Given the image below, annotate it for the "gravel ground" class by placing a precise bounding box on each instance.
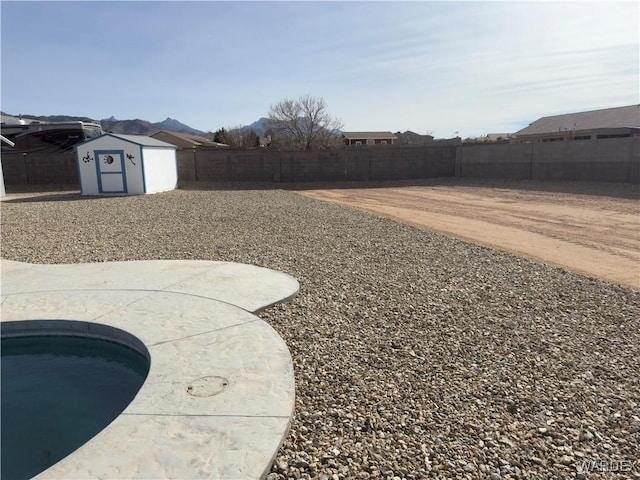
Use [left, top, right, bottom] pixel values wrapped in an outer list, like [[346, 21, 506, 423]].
[[2, 183, 639, 480]]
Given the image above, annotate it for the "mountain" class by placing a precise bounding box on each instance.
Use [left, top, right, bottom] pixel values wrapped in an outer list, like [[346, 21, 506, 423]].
[[153, 117, 206, 136], [6, 113, 99, 123], [101, 116, 207, 136], [244, 117, 270, 136], [100, 118, 158, 135], [1, 112, 207, 136]]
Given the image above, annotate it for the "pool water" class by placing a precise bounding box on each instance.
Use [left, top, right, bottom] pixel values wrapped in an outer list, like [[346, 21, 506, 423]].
[[1, 336, 150, 480]]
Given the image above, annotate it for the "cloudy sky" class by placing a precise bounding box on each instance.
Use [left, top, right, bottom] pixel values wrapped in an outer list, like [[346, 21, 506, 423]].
[[1, 1, 638, 138]]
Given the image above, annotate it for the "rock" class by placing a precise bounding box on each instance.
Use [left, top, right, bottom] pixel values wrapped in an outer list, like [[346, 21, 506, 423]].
[[559, 455, 574, 466], [3, 185, 638, 480], [579, 430, 594, 441], [464, 463, 477, 472], [275, 458, 288, 472]]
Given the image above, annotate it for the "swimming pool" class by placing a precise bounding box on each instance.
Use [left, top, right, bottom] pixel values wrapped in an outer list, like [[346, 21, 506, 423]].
[[1, 259, 298, 479], [1, 332, 150, 480]]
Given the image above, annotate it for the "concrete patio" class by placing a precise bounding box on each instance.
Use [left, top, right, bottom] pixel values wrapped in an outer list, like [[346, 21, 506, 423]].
[[1, 259, 299, 479]]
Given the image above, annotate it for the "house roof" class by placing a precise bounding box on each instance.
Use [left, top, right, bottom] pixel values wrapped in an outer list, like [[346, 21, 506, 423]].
[[394, 130, 434, 144], [514, 105, 640, 137], [150, 130, 227, 148], [342, 131, 398, 140]]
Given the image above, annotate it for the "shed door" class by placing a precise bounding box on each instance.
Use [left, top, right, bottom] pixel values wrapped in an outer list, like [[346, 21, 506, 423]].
[[94, 150, 127, 194]]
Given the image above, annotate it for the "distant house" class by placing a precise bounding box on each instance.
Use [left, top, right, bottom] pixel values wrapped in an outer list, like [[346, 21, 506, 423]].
[[149, 130, 227, 149], [511, 105, 640, 143], [484, 133, 511, 143], [463, 133, 512, 144], [258, 134, 272, 148], [394, 131, 434, 145], [342, 131, 397, 146]]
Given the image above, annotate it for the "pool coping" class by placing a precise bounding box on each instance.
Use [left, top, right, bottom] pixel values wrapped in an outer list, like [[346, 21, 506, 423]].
[[0, 259, 299, 480]]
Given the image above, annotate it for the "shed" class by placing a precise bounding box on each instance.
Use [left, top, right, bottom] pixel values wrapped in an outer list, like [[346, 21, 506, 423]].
[[75, 134, 177, 195]]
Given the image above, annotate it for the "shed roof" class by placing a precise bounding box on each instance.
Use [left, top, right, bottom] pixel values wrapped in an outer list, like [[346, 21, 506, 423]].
[[514, 105, 640, 136], [77, 133, 176, 149], [342, 131, 398, 140], [106, 133, 176, 148]]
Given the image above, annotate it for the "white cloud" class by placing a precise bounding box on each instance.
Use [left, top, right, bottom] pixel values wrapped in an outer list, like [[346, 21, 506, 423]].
[[1, 1, 637, 137]]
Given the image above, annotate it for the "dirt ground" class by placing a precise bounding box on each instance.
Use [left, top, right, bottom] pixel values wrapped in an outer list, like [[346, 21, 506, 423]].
[[293, 179, 640, 290]]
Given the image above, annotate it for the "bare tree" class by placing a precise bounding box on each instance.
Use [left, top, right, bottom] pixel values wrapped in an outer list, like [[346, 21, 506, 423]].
[[223, 125, 259, 149], [267, 94, 343, 150]]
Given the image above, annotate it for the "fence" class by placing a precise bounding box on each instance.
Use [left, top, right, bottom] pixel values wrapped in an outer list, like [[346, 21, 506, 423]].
[[2, 137, 638, 187], [455, 138, 639, 183], [2, 152, 78, 185], [177, 145, 456, 183]]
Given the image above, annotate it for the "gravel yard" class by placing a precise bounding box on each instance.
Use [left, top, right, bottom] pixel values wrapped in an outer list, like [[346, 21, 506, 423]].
[[1, 183, 639, 480]]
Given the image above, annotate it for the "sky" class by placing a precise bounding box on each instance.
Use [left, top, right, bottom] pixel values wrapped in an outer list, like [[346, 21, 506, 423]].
[[1, 1, 638, 139]]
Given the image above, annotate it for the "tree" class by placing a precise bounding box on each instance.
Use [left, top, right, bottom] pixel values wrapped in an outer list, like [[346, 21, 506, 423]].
[[267, 94, 343, 150], [223, 126, 259, 149], [213, 127, 228, 144]]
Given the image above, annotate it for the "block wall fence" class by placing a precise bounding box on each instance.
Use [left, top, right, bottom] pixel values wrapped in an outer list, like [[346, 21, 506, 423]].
[[2, 137, 638, 187]]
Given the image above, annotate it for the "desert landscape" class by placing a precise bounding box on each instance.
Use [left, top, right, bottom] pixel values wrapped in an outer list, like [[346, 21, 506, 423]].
[[296, 179, 639, 290], [1, 179, 638, 479]]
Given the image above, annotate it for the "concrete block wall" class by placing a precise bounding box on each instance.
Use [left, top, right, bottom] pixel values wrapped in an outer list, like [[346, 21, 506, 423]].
[[455, 144, 533, 180], [180, 146, 457, 183], [281, 149, 373, 182], [176, 150, 196, 182], [531, 138, 639, 183], [2, 152, 78, 185], [455, 137, 639, 184], [3, 138, 638, 187]]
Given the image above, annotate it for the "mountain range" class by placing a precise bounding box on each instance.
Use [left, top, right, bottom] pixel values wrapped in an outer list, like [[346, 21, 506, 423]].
[[2, 113, 330, 139], [101, 116, 209, 136], [243, 118, 269, 137], [3, 112, 209, 136]]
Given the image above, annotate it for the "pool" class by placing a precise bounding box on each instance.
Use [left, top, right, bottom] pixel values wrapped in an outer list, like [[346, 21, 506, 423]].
[[1, 259, 299, 479], [1, 331, 150, 480]]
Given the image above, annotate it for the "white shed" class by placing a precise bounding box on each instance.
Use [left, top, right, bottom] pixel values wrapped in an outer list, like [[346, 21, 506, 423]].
[[75, 134, 177, 195]]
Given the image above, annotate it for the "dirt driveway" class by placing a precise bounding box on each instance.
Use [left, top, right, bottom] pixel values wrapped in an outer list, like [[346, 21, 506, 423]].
[[294, 179, 639, 290]]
